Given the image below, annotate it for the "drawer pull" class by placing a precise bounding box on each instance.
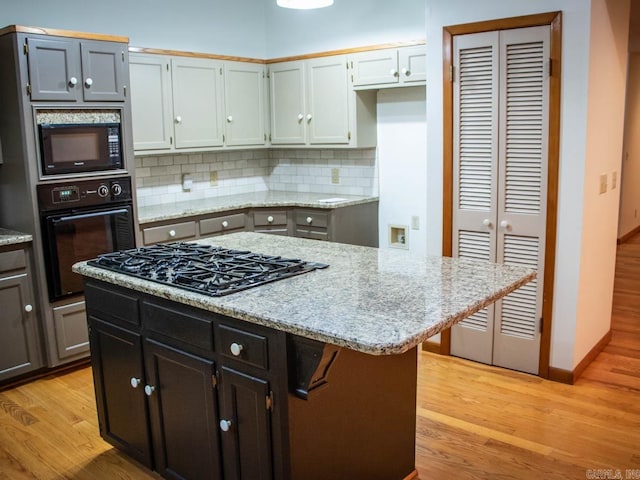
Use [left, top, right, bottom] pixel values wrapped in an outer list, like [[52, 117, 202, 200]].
[[230, 342, 244, 356], [221, 220, 229, 228], [219, 419, 232, 432], [130, 377, 141, 388], [306, 216, 313, 224], [144, 385, 155, 396], [168, 229, 176, 237], [267, 215, 274, 224]]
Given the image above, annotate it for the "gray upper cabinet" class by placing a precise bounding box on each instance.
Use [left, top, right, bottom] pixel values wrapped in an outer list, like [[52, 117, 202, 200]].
[[351, 45, 426, 89], [26, 36, 126, 102], [224, 61, 268, 146]]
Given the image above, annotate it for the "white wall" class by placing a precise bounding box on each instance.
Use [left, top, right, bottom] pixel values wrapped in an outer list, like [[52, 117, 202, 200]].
[[377, 87, 428, 256], [0, 0, 269, 57], [265, 0, 426, 58], [426, 0, 593, 371], [574, 0, 629, 367], [619, 54, 640, 238]]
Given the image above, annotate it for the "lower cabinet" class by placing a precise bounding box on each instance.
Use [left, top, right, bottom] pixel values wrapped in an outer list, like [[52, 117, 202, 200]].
[[0, 247, 42, 381]]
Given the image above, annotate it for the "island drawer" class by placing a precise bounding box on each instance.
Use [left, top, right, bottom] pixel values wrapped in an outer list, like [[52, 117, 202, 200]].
[[254, 211, 287, 227], [217, 324, 269, 369], [0, 249, 26, 274], [200, 213, 246, 236], [142, 300, 215, 355], [295, 210, 329, 228], [142, 221, 197, 245], [84, 281, 140, 328]]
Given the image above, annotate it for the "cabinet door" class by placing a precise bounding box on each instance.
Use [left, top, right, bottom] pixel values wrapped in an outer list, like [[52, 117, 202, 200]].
[[52, 300, 89, 360], [26, 37, 81, 101], [0, 273, 41, 381], [130, 53, 174, 151], [80, 40, 127, 101], [219, 366, 273, 480], [88, 319, 152, 467], [144, 339, 222, 480], [398, 45, 426, 84], [306, 56, 350, 145], [172, 57, 224, 149], [269, 61, 306, 145], [351, 49, 398, 87], [224, 62, 267, 146]]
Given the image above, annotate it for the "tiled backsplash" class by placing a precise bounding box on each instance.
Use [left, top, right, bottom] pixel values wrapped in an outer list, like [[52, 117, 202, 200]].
[[135, 148, 378, 207]]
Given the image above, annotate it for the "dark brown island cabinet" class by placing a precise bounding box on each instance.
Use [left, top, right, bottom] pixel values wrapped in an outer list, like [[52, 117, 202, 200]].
[[85, 279, 418, 480]]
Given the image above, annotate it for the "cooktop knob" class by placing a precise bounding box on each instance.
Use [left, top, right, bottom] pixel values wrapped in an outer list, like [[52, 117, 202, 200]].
[[112, 183, 123, 196], [97, 184, 109, 197]]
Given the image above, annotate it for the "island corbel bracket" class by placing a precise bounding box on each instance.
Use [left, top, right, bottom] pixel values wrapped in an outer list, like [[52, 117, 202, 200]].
[[288, 335, 340, 399]]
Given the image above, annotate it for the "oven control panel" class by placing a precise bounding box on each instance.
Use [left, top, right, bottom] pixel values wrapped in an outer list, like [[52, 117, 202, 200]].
[[37, 176, 133, 212]]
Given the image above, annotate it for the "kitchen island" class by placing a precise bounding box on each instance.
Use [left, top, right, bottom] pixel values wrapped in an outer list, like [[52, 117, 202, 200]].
[[73, 232, 535, 480]]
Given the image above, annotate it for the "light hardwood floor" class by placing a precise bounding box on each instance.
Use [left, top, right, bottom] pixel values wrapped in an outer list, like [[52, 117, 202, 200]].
[[1, 239, 639, 479]]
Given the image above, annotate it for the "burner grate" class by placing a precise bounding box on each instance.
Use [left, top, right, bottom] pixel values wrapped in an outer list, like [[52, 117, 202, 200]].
[[88, 242, 328, 296]]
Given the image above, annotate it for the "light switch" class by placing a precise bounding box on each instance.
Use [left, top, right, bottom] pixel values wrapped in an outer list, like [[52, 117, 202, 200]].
[[331, 168, 340, 184], [411, 216, 420, 230], [599, 174, 607, 194]]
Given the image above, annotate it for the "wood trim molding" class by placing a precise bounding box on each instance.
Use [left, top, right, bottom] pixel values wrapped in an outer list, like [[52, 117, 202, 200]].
[[402, 469, 419, 480], [266, 39, 425, 64], [421, 341, 441, 354], [617, 224, 640, 244], [0, 25, 128, 43], [440, 12, 562, 377], [128, 46, 267, 64], [548, 329, 612, 384]]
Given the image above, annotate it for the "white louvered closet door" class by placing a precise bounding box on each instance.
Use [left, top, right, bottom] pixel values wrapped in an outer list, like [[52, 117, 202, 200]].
[[451, 26, 550, 375], [450, 31, 500, 365]]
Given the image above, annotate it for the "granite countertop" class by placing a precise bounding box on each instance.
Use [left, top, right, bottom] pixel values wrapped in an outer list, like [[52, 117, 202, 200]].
[[0, 228, 33, 247], [138, 191, 378, 224], [73, 232, 535, 356]]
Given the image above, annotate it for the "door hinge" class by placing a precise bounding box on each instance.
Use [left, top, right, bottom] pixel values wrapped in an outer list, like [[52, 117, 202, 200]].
[[23, 42, 29, 55], [264, 133, 267, 142], [266, 69, 270, 79], [269, 133, 272, 142], [170, 136, 173, 145], [211, 373, 217, 389], [346, 61, 349, 70], [539, 316, 543, 334], [266, 391, 274, 411], [547, 58, 552, 77], [449, 65, 455, 83], [223, 134, 225, 143], [220, 67, 223, 75], [348, 131, 351, 141], [166, 63, 170, 71], [121, 50, 125, 62], [123, 85, 127, 97], [26, 83, 31, 96]]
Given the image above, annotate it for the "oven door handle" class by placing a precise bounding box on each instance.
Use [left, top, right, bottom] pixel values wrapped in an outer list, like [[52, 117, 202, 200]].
[[53, 208, 130, 224]]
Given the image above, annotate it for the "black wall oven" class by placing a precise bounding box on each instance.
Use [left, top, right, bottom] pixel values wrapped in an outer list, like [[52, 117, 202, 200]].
[[37, 177, 135, 301]]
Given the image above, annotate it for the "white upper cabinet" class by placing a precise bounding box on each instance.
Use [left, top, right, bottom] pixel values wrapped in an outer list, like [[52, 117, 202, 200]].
[[224, 61, 268, 146], [269, 55, 376, 148], [171, 57, 224, 149], [269, 61, 307, 145], [351, 45, 426, 89], [129, 53, 173, 151]]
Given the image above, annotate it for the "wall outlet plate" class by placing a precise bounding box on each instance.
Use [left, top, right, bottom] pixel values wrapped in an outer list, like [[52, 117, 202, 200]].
[[210, 170, 218, 187], [331, 167, 340, 184], [182, 174, 193, 191]]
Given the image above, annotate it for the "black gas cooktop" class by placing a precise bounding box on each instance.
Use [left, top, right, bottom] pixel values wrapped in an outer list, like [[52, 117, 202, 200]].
[[88, 242, 328, 297]]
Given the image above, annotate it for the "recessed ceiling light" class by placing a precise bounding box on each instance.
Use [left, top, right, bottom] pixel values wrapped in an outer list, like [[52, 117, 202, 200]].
[[277, 0, 334, 9]]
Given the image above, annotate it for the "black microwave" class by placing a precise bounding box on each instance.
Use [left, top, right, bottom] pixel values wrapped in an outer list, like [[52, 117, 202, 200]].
[[38, 122, 123, 176]]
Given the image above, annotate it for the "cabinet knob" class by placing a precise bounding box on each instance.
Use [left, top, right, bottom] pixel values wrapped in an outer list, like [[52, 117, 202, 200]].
[[401, 67, 411, 77], [68, 76, 78, 87], [24, 304, 33, 313], [297, 113, 304, 121], [390, 68, 398, 77], [168, 229, 177, 237], [219, 419, 232, 432], [227, 115, 233, 123], [306, 113, 312, 122], [267, 215, 274, 224], [144, 385, 155, 396], [175, 116, 182, 124], [130, 377, 141, 388], [85, 77, 93, 87], [221, 220, 229, 228], [500, 220, 511, 230], [306, 216, 313, 225], [482, 218, 493, 229], [230, 342, 244, 356]]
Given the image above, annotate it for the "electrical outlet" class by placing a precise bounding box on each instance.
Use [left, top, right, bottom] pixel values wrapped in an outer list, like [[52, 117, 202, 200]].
[[182, 174, 193, 191], [331, 168, 340, 184], [611, 171, 617, 190], [411, 216, 420, 230], [210, 170, 218, 187], [599, 174, 607, 194]]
